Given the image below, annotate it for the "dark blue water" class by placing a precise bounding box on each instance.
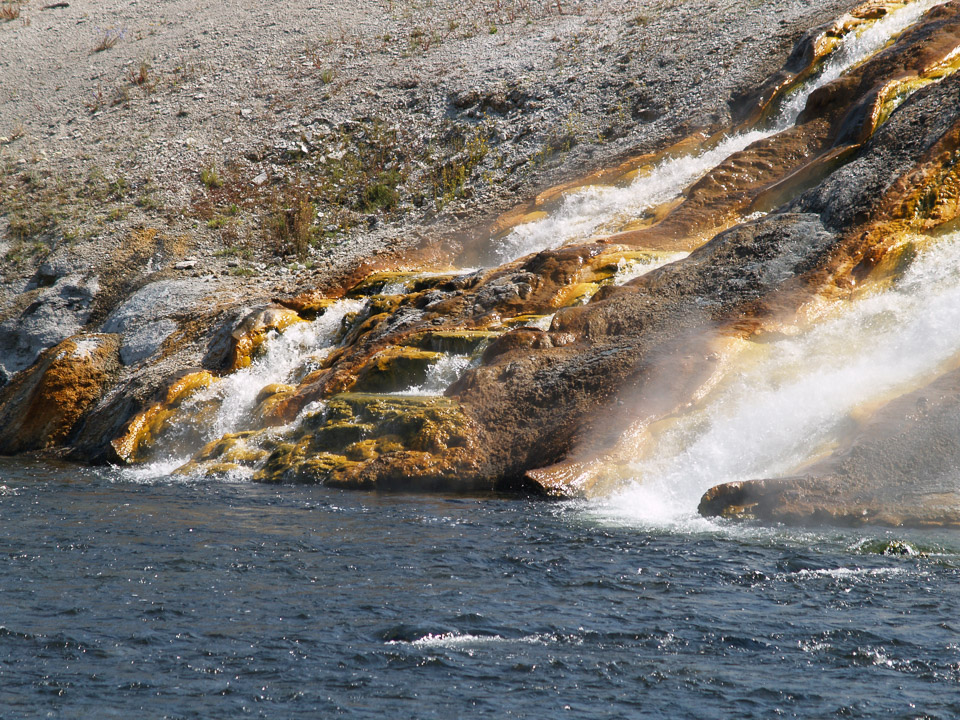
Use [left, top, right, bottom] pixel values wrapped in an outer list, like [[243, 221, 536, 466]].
[[1, 457, 959, 719]]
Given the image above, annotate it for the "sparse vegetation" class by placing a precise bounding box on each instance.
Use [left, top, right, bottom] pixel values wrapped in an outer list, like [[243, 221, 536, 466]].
[[429, 123, 490, 207], [200, 166, 223, 189], [0, 159, 156, 274], [92, 27, 124, 53], [128, 60, 151, 87], [363, 170, 401, 212], [265, 191, 317, 260], [136, 191, 162, 211], [85, 85, 107, 113], [177, 112, 504, 261], [216, 245, 254, 260], [0, 2, 21, 22]]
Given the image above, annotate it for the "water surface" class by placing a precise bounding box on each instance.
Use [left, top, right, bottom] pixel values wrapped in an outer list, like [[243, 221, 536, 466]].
[[1, 458, 958, 719]]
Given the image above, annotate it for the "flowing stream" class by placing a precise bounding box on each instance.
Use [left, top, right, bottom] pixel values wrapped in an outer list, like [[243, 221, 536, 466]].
[[493, 0, 950, 264], [131, 0, 953, 495]]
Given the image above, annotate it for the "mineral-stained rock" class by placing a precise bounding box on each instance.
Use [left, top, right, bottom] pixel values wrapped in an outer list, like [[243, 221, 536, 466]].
[[110, 369, 216, 463], [0, 274, 100, 378], [274, 292, 342, 319], [13, 3, 960, 516], [102, 278, 215, 366], [0, 333, 121, 453], [406, 329, 497, 354], [227, 305, 304, 372], [349, 346, 444, 393], [173, 431, 269, 477], [250, 393, 484, 490], [605, 3, 960, 253], [730, 0, 909, 127], [346, 271, 459, 298], [524, 70, 960, 496]]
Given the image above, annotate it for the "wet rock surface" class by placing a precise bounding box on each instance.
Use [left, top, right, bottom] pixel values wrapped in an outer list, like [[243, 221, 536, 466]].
[[0, 274, 100, 377], [0, 334, 121, 453]]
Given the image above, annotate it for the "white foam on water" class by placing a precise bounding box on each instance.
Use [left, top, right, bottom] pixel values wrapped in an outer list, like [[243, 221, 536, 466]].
[[115, 455, 198, 485], [493, 0, 945, 265], [392, 354, 472, 396], [120, 298, 367, 481], [201, 298, 367, 439], [521, 313, 556, 330], [790, 567, 906, 580], [388, 632, 547, 649], [494, 130, 772, 263], [379, 281, 409, 295], [612, 252, 689, 286], [588, 230, 960, 527], [776, 0, 951, 125]]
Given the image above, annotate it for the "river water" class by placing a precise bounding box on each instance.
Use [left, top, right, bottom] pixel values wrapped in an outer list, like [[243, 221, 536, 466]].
[[2, 457, 959, 719]]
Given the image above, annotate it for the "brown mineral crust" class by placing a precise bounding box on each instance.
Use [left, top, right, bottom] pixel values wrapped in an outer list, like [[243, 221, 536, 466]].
[[517, 60, 960, 495], [334, 447, 486, 492], [0, 334, 122, 454], [17, 1, 960, 508], [794, 95, 960, 300], [110, 21, 960, 494], [491, 213, 838, 489], [260, 241, 617, 421]]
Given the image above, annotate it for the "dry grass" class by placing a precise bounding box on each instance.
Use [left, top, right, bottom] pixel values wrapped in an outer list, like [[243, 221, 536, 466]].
[[129, 60, 150, 86], [200, 166, 222, 189], [266, 192, 317, 260], [92, 27, 124, 53], [0, 2, 21, 21]]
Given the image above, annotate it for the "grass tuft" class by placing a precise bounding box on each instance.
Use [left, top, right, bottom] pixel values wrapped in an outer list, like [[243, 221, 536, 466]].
[[0, 2, 21, 21], [200, 166, 222, 189], [92, 27, 124, 53], [129, 60, 151, 86], [266, 192, 316, 260]]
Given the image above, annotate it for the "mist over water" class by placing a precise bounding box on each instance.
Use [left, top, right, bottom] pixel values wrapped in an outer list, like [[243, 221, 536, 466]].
[[589, 230, 960, 527]]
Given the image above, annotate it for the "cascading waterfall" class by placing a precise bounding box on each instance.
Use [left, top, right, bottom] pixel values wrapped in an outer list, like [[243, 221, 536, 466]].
[[493, 130, 772, 263], [391, 353, 474, 396], [588, 230, 960, 527], [199, 298, 367, 439], [121, 298, 367, 481], [774, 0, 950, 123], [610, 251, 690, 286], [493, 0, 949, 264]]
